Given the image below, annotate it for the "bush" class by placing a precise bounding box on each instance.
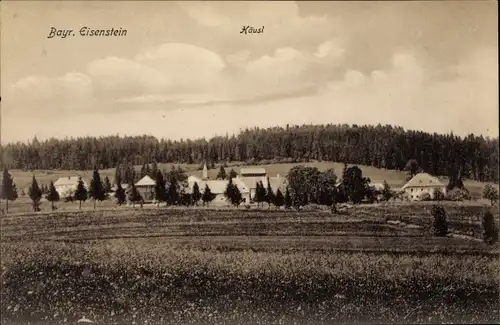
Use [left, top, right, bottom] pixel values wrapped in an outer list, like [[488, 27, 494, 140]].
[[482, 209, 499, 245], [431, 204, 448, 236], [433, 189, 446, 201], [447, 188, 471, 201], [419, 192, 431, 201]]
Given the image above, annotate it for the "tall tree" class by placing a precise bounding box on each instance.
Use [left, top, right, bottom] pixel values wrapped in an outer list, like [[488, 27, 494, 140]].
[[128, 183, 143, 208], [265, 177, 275, 209], [275, 189, 285, 209], [381, 181, 393, 201], [74, 177, 88, 210], [284, 186, 292, 209], [404, 159, 420, 181], [224, 177, 234, 203], [342, 166, 370, 204], [202, 184, 216, 206], [103, 176, 112, 193], [1, 168, 17, 213], [46, 181, 60, 211], [28, 176, 43, 212], [166, 182, 179, 205], [114, 176, 126, 206], [483, 184, 499, 206], [154, 170, 166, 207], [89, 168, 106, 209], [217, 166, 227, 180], [229, 168, 237, 179], [231, 185, 243, 207], [192, 182, 201, 205]]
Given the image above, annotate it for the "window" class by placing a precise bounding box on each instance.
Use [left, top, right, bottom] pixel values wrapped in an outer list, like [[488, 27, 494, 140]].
[[411, 189, 414, 192]]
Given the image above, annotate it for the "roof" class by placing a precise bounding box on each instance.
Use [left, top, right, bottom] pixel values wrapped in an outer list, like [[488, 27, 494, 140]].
[[186, 177, 250, 195], [135, 175, 155, 187], [238, 176, 286, 192], [54, 176, 84, 187], [240, 167, 267, 176], [401, 173, 445, 189]]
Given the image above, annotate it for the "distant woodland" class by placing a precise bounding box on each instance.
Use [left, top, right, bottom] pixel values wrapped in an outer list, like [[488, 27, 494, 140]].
[[0, 124, 498, 183]]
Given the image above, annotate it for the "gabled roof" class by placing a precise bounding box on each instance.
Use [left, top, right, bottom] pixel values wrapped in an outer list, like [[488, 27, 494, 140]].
[[401, 173, 445, 189], [240, 167, 267, 176], [135, 175, 155, 186]]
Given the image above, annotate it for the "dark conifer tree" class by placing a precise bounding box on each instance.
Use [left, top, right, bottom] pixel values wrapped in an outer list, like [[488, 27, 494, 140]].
[[114, 176, 126, 206], [265, 177, 275, 209], [202, 185, 216, 206], [154, 170, 166, 207], [46, 181, 60, 211], [192, 182, 201, 205], [128, 183, 142, 208], [275, 188, 285, 209], [217, 166, 227, 180], [1, 168, 17, 213], [284, 187, 292, 209], [28, 176, 42, 212], [74, 177, 88, 210], [89, 168, 106, 209]]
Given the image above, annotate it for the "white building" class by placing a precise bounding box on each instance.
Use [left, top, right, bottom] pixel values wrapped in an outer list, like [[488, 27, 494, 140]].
[[54, 176, 88, 198], [401, 173, 446, 201]]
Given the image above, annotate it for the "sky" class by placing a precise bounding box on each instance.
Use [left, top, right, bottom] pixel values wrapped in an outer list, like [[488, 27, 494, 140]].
[[0, 1, 498, 144]]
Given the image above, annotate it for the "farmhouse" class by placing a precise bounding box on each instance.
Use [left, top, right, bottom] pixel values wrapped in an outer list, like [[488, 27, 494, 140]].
[[188, 165, 286, 205], [54, 176, 87, 198], [401, 173, 446, 201], [128, 175, 155, 201]]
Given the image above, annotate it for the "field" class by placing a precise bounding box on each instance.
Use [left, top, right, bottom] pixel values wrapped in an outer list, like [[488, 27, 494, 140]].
[[7, 161, 495, 200], [1, 203, 499, 325]]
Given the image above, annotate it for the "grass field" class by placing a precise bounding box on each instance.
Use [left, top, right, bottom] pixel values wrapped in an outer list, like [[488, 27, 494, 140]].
[[7, 161, 495, 200], [1, 204, 499, 325]]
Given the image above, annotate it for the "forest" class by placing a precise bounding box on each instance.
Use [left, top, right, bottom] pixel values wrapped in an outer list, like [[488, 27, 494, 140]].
[[0, 123, 498, 183]]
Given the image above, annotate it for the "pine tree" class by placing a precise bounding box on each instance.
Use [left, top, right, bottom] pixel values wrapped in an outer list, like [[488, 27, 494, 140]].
[[192, 182, 201, 205], [103, 176, 112, 193], [265, 177, 275, 209], [167, 182, 179, 205], [89, 168, 106, 209], [275, 189, 285, 209], [128, 183, 143, 208], [151, 161, 159, 179], [140, 163, 148, 178], [231, 185, 243, 207], [114, 174, 126, 205], [482, 209, 499, 245], [258, 181, 267, 205], [28, 176, 43, 212], [1, 168, 18, 213], [483, 184, 499, 206], [217, 166, 227, 180], [284, 186, 292, 209], [382, 181, 393, 201], [224, 177, 234, 203], [74, 177, 88, 210], [432, 204, 448, 236], [114, 164, 122, 185], [229, 169, 237, 179], [154, 170, 166, 207], [202, 184, 216, 206], [46, 181, 60, 211], [253, 182, 262, 206]]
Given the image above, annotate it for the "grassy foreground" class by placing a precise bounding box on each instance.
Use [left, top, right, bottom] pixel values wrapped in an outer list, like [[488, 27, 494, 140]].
[[1, 240, 499, 325], [1, 206, 499, 324]]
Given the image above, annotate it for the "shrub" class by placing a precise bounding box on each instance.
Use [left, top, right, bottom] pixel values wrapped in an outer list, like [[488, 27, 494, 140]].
[[431, 204, 448, 236], [432, 189, 446, 201], [419, 192, 431, 201], [447, 188, 472, 201], [482, 209, 499, 245]]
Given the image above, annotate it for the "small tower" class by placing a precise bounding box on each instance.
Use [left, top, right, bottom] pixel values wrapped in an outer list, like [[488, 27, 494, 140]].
[[202, 162, 208, 180]]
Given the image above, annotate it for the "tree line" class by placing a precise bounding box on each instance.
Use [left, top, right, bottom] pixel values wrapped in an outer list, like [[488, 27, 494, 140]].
[[1, 123, 498, 183]]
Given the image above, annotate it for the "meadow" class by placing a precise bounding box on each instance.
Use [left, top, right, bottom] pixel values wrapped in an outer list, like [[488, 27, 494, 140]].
[[1, 204, 499, 325]]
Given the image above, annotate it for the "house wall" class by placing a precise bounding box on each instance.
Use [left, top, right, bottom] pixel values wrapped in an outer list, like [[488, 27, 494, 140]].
[[137, 186, 154, 201], [405, 186, 447, 200]]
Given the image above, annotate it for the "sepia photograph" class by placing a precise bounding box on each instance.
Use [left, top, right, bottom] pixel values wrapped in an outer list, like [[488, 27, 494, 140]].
[[0, 1, 499, 324]]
